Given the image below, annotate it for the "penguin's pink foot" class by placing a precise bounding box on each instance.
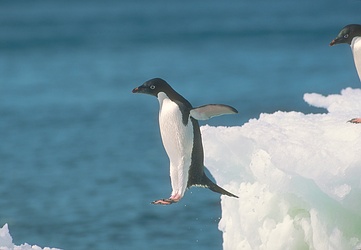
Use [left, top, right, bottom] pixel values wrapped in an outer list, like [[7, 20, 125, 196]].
[[151, 198, 178, 205], [348, 118, 361, 124]]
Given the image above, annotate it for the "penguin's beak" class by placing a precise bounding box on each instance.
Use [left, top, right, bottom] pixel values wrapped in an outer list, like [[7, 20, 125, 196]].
[[329, 39, 337, 46], [329, 37, 342, 46], [132, 87, 139, 93], [132, 85, 145, 93]]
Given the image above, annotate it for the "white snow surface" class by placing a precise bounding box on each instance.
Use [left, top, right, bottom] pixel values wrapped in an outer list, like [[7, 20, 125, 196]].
[[0, 224, 60, 250], [203, 88, 361, 250]]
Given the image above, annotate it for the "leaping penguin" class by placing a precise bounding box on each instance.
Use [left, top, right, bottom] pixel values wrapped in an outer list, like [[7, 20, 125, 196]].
[[132, 78, 239, 205], [330, 24, 361, 123]]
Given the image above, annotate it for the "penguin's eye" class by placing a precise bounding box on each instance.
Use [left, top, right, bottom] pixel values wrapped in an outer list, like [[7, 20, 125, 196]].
[[344, 34, 349, 39], [150, 85, 156, 90]]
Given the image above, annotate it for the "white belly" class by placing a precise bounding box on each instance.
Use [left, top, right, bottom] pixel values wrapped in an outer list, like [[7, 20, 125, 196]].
[[351, 36, 361, 82], [158, 93, 193, 197]]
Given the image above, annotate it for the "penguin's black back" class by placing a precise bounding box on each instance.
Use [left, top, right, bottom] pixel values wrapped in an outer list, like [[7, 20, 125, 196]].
[[187, 117, 205, 187], [187, 115, 238, 198]]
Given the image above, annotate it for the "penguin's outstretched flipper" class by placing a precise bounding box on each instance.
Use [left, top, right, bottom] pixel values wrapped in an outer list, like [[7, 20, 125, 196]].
[[201, 174, 238, 198], [190, 104, 238, 120]]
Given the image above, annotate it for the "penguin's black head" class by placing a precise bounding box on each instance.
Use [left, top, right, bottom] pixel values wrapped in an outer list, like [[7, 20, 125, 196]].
[[132, 78, 173, 97], [330, 24, 361, 46]]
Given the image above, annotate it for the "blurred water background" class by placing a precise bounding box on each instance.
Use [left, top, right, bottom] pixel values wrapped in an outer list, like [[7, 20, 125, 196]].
[[1, 0, 360, 249]]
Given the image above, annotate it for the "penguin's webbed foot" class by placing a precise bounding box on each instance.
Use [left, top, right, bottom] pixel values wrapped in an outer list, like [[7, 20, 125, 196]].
[[151, 198, 178, 205], [348, 118, 361, 124]]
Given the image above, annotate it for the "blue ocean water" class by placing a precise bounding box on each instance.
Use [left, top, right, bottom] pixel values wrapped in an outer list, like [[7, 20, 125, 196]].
[[0, 0, 360, 249]]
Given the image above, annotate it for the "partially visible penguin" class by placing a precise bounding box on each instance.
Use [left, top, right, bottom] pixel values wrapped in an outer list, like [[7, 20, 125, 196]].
[[132, 78, 238, 205], [330, 24, 361, 123]]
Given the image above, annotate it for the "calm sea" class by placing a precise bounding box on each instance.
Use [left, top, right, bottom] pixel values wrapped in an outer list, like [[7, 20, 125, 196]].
[[0, 0, 360, 249]]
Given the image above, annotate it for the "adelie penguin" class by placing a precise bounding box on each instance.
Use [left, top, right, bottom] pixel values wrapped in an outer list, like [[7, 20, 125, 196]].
[[330, 24, 361, 123], [132, 78, 239, 205]]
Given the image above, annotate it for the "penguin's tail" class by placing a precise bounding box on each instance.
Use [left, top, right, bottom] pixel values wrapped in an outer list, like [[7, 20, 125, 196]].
[[202, 174, 238, 198]]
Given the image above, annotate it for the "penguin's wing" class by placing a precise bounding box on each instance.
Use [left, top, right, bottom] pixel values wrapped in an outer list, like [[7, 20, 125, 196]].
[[190, 104, 238, 120]]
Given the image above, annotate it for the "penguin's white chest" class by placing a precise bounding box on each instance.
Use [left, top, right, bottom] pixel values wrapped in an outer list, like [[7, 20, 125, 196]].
[[158, 94, 194, 166], [157, 93, 194, 195], [351, 36, 361, 81]]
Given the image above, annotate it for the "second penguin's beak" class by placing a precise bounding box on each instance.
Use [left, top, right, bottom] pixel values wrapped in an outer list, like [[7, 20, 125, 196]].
[[329, 37, 342, 46], [132, 87, 139, 93], [329, 39, 337, 46], [132, 85, 145, 93]]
